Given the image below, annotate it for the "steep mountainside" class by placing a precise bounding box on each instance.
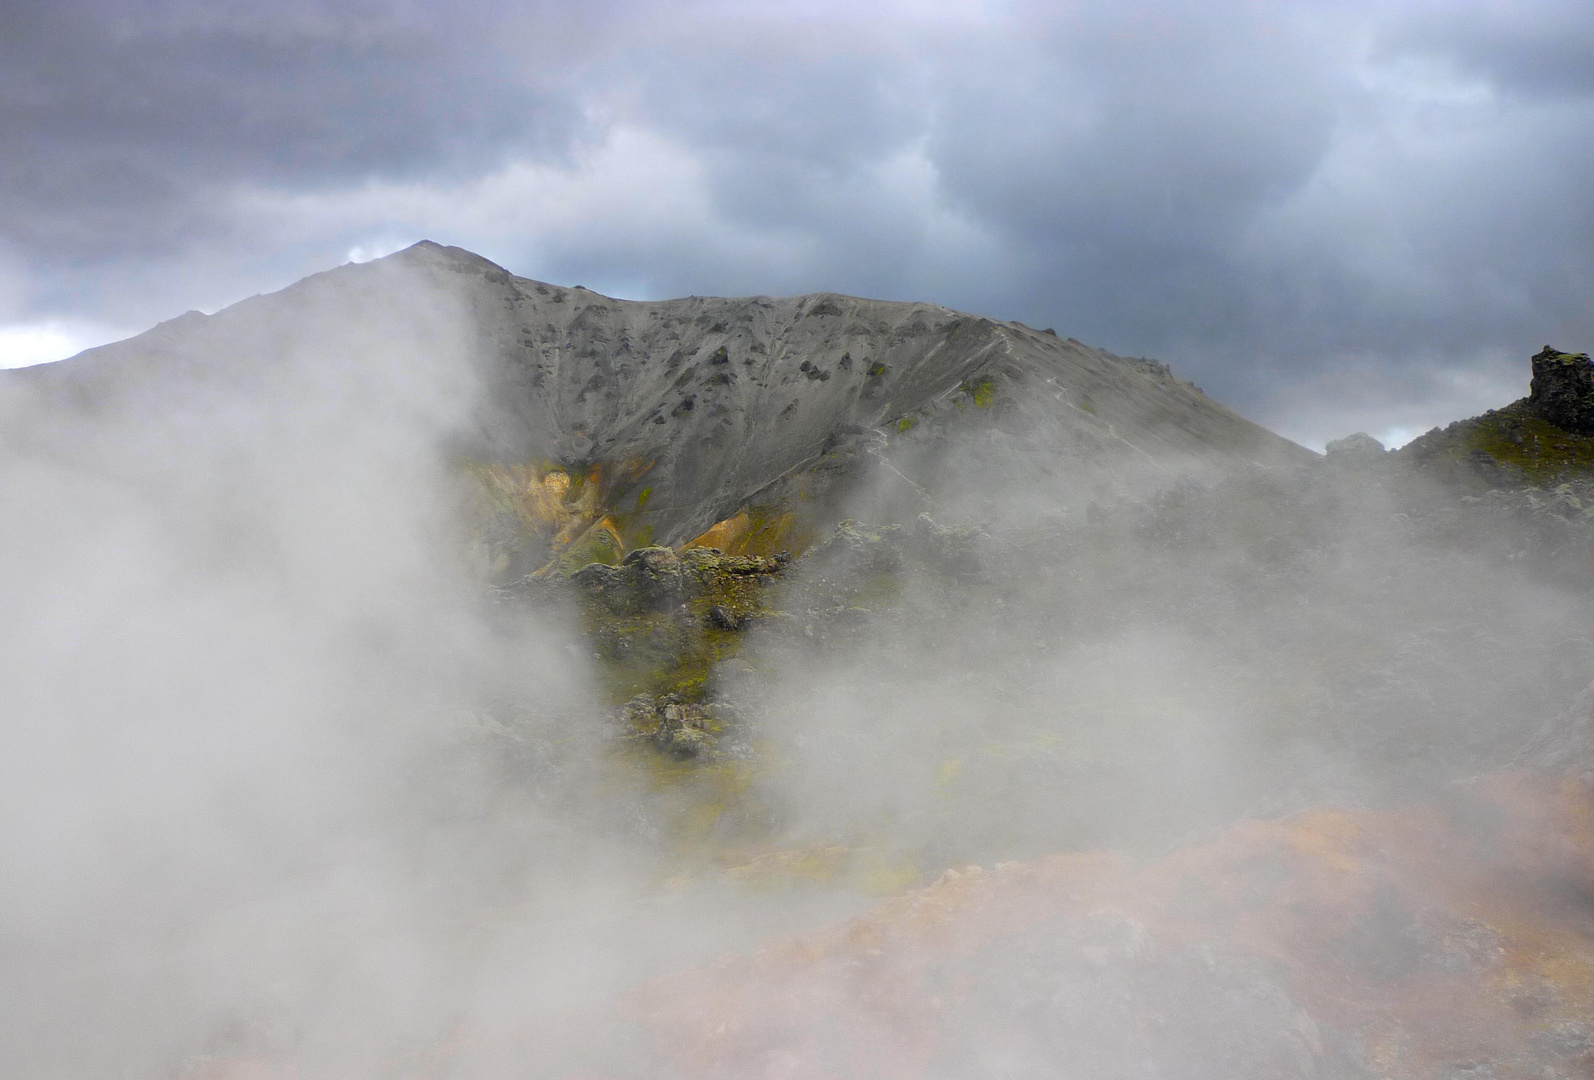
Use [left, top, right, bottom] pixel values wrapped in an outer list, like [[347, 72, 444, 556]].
[[9, 241, 1310, 574]]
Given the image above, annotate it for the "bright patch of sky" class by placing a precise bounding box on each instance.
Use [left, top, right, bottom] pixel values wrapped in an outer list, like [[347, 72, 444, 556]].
[[0, 322, 124, 369], [347, 241, 411, 265]]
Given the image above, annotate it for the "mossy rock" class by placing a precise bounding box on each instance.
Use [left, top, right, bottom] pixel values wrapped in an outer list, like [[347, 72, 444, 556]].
[[620, 693, 727, 758], [1403, 400, 1594, 486], [550, 544, 788, 704]]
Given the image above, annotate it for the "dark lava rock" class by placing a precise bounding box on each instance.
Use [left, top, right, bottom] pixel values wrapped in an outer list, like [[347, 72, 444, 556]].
[[706, 604, 746, 630], [1528, 345, 1594, 436]]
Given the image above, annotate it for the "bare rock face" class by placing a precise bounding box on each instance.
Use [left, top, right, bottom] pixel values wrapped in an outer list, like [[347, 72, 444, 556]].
[[1528, 345, 1594, 435]]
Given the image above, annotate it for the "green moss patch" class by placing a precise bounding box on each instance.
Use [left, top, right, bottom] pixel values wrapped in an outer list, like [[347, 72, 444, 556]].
[[960, 378, 996, 408], [559, 547, 788, 705], [1404, 400, 1594, 485]]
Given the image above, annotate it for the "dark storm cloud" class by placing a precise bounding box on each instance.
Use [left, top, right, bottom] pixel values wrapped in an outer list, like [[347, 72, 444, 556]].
[[0, 0, 585, 259], [575, 0, 1594, 442], [916, 5, 1348, 360], [4, 0, 1593, 444], [1389, 0, 1594, 97]]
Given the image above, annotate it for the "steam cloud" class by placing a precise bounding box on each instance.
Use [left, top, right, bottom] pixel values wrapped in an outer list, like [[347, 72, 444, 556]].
[[2, 264, 1591, 1076], [0, 263, 620, 1076]]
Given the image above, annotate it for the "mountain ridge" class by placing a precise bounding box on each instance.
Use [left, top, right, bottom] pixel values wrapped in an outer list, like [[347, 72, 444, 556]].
[[8, 240, 1314, 571]]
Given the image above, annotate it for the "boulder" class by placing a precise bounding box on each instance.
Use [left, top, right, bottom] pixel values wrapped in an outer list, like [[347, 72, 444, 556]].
[[1324, 432, 1386, 460], [706, 604, 746, 631]]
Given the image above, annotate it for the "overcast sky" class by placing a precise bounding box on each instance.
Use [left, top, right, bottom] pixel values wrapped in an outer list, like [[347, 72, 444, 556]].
[[2, 0, 1591, 446]]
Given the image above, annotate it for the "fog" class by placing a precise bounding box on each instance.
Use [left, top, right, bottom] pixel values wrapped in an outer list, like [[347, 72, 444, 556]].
[[0, 262, 680, 1077], [744, 439, 1594, 866], [2, 268, 1592, 1076]]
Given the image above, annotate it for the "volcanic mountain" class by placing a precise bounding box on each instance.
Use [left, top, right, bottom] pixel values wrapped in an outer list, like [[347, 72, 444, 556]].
[[10, 241, 1310, 574]]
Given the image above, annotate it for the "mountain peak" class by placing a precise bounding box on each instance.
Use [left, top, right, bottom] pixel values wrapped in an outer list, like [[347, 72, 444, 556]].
[[384, 238, 514, 276], [8, 246, 1311, 573]]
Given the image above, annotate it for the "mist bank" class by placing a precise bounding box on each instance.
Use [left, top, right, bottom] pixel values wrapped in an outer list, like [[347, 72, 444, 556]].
[[0, 255, 694, 1078]]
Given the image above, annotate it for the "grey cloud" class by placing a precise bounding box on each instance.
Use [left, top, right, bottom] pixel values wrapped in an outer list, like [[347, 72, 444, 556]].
[[1386, 0, 1594, 97], [552, 1, 1593, 435], [0, 0, 583, 262], [916, 7, 1348, 349]]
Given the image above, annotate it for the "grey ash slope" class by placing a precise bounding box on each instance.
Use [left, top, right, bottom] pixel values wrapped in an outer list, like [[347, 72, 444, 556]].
[[415, 242, 1311, 546], [8, 240, 1311, 550]]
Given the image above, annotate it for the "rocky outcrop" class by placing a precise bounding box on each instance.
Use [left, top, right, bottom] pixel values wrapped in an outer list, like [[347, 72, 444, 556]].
[[1529, 345, 1594, 435], [1402, 346, 1594, 485], [619, 693, 724, 758], [565, 545, 786, 618], [517, 544, 787, 711]]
